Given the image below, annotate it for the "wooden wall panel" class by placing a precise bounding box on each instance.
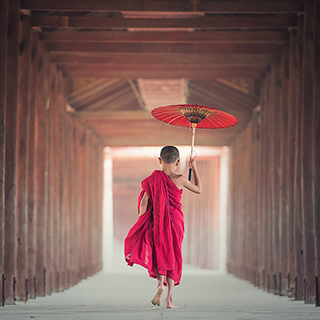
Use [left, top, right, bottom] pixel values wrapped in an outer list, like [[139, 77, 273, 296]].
[[301, 0, 315, 304], [16, 14, 32, 301], [227, 0, 320, 306], [1, 15, 104, 306], [27, 30, 40, 300], [4, 0, 20, 305]]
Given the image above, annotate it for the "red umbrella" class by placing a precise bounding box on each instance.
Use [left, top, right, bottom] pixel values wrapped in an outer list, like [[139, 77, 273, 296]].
[[151, 104, 238, 180]]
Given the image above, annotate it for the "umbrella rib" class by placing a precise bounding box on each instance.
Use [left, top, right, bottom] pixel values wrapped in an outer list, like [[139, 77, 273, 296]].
[[206, 116, 224, 128], [156, 113, 181, 123], [204, 117, 219, 129], [167, 114, 185, 125], [215, 116, 228, 128], [173, 116, 186, 126]]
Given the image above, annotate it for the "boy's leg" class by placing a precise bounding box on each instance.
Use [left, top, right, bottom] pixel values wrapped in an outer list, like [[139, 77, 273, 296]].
[[165, 277, 179, 309], [151, 273, 165, 306]]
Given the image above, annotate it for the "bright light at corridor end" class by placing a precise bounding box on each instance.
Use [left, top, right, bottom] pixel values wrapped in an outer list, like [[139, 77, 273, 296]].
[[103, 146, 228, 273], [105, 145, 223, 159]]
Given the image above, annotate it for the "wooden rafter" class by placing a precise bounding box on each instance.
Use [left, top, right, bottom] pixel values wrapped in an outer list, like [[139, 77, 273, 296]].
[[189, 80, 258, 114], [62, 65, 267, 78], [47, 42, 283, 54], [21, 0, 304, 13], [80, 86, 136, 111], [69, 78, 120, 105], [40, 30, 290, 43], [50, 52, 277, 65], [31, 16, 298, 29]]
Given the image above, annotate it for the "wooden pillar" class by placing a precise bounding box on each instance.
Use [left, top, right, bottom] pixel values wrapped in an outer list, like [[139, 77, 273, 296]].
[[287, 30, 298, 296], [34, 44, 49, 298], [301, 0, 316, 304], [0, 0, 8, 301], [48, 67, 58, 293], [293, 14, 305, 301], [260, 77, 268, 290], [65, 114, 71, 288], [82, 130, 88, 277], [313, 0, 320, 306], [58, 74, 67, 290], [279, 45, 289, 296], [16, 14, 31, 301], [88, 133, 93, 275], [265, 70, 274, 292], [4, 0, 20, 305], [27, 30, 39, 300], [252, 114, 260, 286], [45, 65, 55, 296], [271, 62, 282, 295], [71, 116, 78, 286]]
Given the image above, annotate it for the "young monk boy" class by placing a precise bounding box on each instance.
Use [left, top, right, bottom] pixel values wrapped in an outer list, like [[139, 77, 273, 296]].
[[124, 145, 202, 308]]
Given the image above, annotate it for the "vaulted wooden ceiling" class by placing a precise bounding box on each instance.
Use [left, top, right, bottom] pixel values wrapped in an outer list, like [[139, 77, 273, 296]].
[[21, 0, 303, 146]]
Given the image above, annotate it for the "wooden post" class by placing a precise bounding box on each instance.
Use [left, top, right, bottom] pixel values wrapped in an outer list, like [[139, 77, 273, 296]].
[[58, 71, 67, 290], [293, 14, 305, 302], [313, 0, 320, 306], [49, 67, 59, 293], [260, 77, 268, 290], [65, 113, 71, 289], [4, 0, 20, 305], [27, 30, 39, 300], [287, 30, 298, 297], [0, 0, 8, 301], [301, 0, 316, 304], [16, 14, 32, 301], [34, 43, 49, 298], [271, 62, 282, 295], [279, 45, 289, 296], [45, 65, 55, 296], [265, 70, 274, 292]]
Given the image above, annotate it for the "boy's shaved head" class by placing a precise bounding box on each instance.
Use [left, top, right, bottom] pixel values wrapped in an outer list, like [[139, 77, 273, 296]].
[[160, 146, 180, 164]]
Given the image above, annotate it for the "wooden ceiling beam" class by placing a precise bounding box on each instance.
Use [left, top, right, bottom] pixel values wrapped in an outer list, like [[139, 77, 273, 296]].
[[21, 0, 304, 13], [61, 65, 268, 78], [75, 110, 151, 119], [51, 52, 277, 65], [31, 16, 298, 29], [40, 30, 290, 43], [96, 122, 237, 147], [47, 42, 283, 54]]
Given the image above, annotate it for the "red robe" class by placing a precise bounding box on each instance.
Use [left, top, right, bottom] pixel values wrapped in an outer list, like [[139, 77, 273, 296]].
[[124, 170, 184, 285]]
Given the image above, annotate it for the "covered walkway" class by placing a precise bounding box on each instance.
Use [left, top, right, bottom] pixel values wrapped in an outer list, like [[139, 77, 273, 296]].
[[1, 0, 320, 314], [1, 271, 320, 320]]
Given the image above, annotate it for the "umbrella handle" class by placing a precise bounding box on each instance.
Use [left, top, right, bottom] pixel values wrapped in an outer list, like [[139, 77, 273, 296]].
[[188, 124, 196, 181]]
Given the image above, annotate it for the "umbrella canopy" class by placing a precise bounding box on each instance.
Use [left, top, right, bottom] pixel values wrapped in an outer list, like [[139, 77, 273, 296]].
[[151, 104, 238, 180], [151, 104, 238, 129]]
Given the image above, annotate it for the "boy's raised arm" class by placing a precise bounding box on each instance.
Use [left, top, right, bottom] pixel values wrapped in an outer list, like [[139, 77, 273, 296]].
[[182, 158, 202, 194]]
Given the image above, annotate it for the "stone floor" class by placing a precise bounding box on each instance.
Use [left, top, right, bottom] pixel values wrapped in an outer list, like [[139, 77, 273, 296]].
[[1, 269, 320, 320]]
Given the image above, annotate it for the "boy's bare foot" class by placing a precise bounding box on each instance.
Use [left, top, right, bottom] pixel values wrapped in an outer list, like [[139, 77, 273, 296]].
[[165, 297, 179, 309], [151, 286, 164, 306]]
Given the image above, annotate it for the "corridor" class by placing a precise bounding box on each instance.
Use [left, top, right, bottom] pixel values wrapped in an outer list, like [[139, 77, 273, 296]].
[[1, 0, 320, 313]]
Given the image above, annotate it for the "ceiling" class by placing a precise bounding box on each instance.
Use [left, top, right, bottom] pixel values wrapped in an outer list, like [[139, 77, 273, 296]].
[[21, 0, 303, 146]]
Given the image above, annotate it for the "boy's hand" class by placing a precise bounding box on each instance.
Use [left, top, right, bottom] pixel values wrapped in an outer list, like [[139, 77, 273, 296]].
[[189, 157, 197, 169]]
